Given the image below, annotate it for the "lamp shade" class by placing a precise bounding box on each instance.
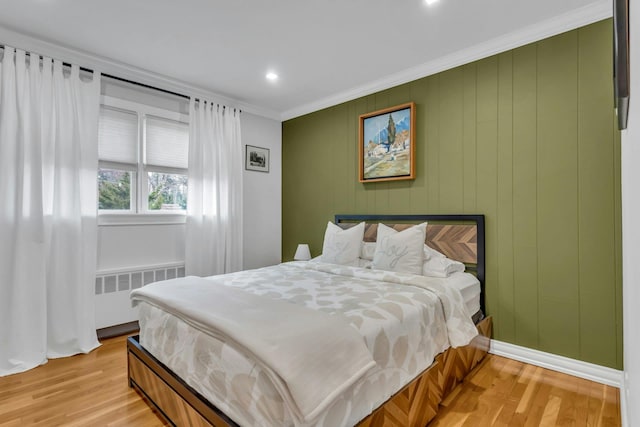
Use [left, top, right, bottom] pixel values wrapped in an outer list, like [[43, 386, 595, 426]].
[[294, 244, 311, 261]]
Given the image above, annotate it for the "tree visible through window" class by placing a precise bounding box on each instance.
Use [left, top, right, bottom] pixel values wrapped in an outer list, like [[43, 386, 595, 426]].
[[98, 169, 131, 210], [148, 172, 187, 210]]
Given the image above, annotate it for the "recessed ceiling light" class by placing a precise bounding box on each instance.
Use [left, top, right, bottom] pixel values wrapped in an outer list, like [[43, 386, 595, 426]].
[[266, 72, 278, 81], [425, 0, 439, 5]]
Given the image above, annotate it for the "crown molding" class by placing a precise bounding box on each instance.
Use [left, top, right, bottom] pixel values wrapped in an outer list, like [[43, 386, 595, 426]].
[[0, 24, 281, 121], [0, 1, 612, 124], [281, 0, 612, 121]]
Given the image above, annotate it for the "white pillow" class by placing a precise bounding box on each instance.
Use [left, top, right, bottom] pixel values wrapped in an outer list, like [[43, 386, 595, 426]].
[[321, 222, 365, 265], [356, 258, 373, 269], [360, 241, 376, 260], [423, 244, 446, 260], [372, 222, 427, 275], [422, 256, 466, 277]]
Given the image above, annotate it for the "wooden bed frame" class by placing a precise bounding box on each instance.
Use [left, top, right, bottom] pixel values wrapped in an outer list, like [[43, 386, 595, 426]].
[[127, 214, 490, 427]]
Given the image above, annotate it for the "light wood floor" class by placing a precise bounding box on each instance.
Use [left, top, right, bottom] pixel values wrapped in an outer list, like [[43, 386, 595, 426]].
[[0, 334, 167, 426], [430, 355, 620, 427], [0, 334, 620, 426]]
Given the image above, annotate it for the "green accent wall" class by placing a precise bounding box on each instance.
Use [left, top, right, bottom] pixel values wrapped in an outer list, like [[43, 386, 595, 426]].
[[282, 20, 622, 369]]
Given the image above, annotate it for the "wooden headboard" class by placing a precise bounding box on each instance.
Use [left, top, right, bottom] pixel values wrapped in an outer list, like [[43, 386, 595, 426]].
[[334, 214, 485, 313]]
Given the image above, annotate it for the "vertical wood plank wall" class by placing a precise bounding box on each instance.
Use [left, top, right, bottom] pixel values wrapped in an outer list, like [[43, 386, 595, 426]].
[[282, 20, 622, 369]]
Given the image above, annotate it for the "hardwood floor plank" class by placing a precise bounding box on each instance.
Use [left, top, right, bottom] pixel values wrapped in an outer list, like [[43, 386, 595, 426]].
[[556, 382, 578, 425], [515, 365, 543, 414], [0, 335, 168, 427], [602, 385, 622, 427], [524, 380, 553, 427], [571, 378, 591, 426], [540, 395, 562, 425], [0, 337, 621, 426], [429, 355, 621, 427]]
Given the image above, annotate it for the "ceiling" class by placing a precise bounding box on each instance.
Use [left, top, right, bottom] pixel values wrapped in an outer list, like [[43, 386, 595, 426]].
[[0, 0, 610, 120]]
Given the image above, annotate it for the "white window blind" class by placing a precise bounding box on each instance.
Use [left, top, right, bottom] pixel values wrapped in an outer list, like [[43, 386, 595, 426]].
[[145, 116, 189, 169], [98, 106, 138, 164]]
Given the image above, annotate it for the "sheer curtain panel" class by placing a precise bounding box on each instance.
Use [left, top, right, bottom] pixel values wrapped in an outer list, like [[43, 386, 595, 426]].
[[0, 47, 101, 376], [186, 99, 243, 276]]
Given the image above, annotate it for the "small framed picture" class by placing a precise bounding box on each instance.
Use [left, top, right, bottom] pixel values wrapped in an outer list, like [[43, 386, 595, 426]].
[[245, 145, 270, 173]]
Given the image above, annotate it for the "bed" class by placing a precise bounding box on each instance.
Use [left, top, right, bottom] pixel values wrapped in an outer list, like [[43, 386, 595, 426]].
[[127, 214, 492, 427]]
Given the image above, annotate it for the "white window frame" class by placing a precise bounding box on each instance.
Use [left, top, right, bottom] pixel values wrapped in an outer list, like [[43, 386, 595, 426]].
[[98, 95, 189, 226]]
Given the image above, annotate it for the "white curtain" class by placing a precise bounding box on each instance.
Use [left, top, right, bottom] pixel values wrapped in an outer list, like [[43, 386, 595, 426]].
[[186, 99, 243, 276], [0, 47, 101, 376]]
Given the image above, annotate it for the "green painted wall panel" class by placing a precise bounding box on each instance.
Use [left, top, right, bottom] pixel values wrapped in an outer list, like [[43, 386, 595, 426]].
[[497, 51, 516, 342], [344, 102, 358, 213], [331, 104, 351, 214], [438, 68, 465, 212], [576, 21, 620, 367], [475, 57, 499, 324], [512, 43, 540, 349], [281, 20, 622, 368], [613, 111, 623, 370], [354, 98, 370, 214], [536, 31, 581, 358], [410, 78, 430, 213], [426, 76, 441, 211], [462, 64, 478, 212]]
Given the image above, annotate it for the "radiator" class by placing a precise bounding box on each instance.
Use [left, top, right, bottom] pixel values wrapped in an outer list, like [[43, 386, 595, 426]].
[[95, 262, 186, 295]]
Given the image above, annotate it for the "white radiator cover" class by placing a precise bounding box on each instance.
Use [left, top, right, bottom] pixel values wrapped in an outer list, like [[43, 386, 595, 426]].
[[94, 262, 185, 329]]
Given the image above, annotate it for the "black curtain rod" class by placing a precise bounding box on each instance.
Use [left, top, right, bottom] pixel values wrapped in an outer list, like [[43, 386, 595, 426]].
[[0, 44, 241, 111], [0, 44, 189, 100], [100, 72, 189, 100]]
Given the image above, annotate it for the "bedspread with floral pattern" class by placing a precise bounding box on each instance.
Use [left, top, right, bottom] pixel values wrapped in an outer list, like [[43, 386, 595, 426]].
[[137, 261, 477, 427]]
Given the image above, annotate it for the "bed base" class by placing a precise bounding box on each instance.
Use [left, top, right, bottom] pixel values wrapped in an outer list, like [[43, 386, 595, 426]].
[[127, 316, 492, 427], [128, 336, 237, 427], [358, 316, 492, 426]]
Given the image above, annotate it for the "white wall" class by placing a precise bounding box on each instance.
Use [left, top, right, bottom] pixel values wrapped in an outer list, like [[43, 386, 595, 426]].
[[95, 110, 282, 329], [242, 113, 282, 269], [98, 224, 186, 271], [95, 223, 187, 328], [622, 1, 639, 425]]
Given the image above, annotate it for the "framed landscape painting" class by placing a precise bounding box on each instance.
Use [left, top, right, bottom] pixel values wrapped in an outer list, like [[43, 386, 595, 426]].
[[359, 102, 415, 183]]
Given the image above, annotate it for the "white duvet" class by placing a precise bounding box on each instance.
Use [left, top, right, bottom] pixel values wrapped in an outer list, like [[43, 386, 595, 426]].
[[133, 261, 478, 426], [131, 275, 376, 423]]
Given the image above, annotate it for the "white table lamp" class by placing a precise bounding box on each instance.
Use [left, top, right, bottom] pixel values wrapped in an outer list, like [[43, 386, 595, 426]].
[[294, 244, 311, 261]]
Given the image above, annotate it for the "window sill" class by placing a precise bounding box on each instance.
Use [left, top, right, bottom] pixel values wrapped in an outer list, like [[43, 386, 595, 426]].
[[98, 212, 186, 226]]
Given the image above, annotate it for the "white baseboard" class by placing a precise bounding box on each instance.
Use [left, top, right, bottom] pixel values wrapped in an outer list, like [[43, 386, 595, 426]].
[[490, 339, 624, 388], [621, 376, 628, 427]]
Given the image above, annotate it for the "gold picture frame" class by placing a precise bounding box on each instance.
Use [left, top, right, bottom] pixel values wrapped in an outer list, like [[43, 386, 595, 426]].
[[359, 102, 415, 183]]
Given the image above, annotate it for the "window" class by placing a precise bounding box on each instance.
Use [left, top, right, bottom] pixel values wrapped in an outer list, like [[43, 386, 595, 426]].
[[98, 168, 132, 210], [98, 106, 137, 211], [97, 96, 189, 217], [145, 116, 189, 210]]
